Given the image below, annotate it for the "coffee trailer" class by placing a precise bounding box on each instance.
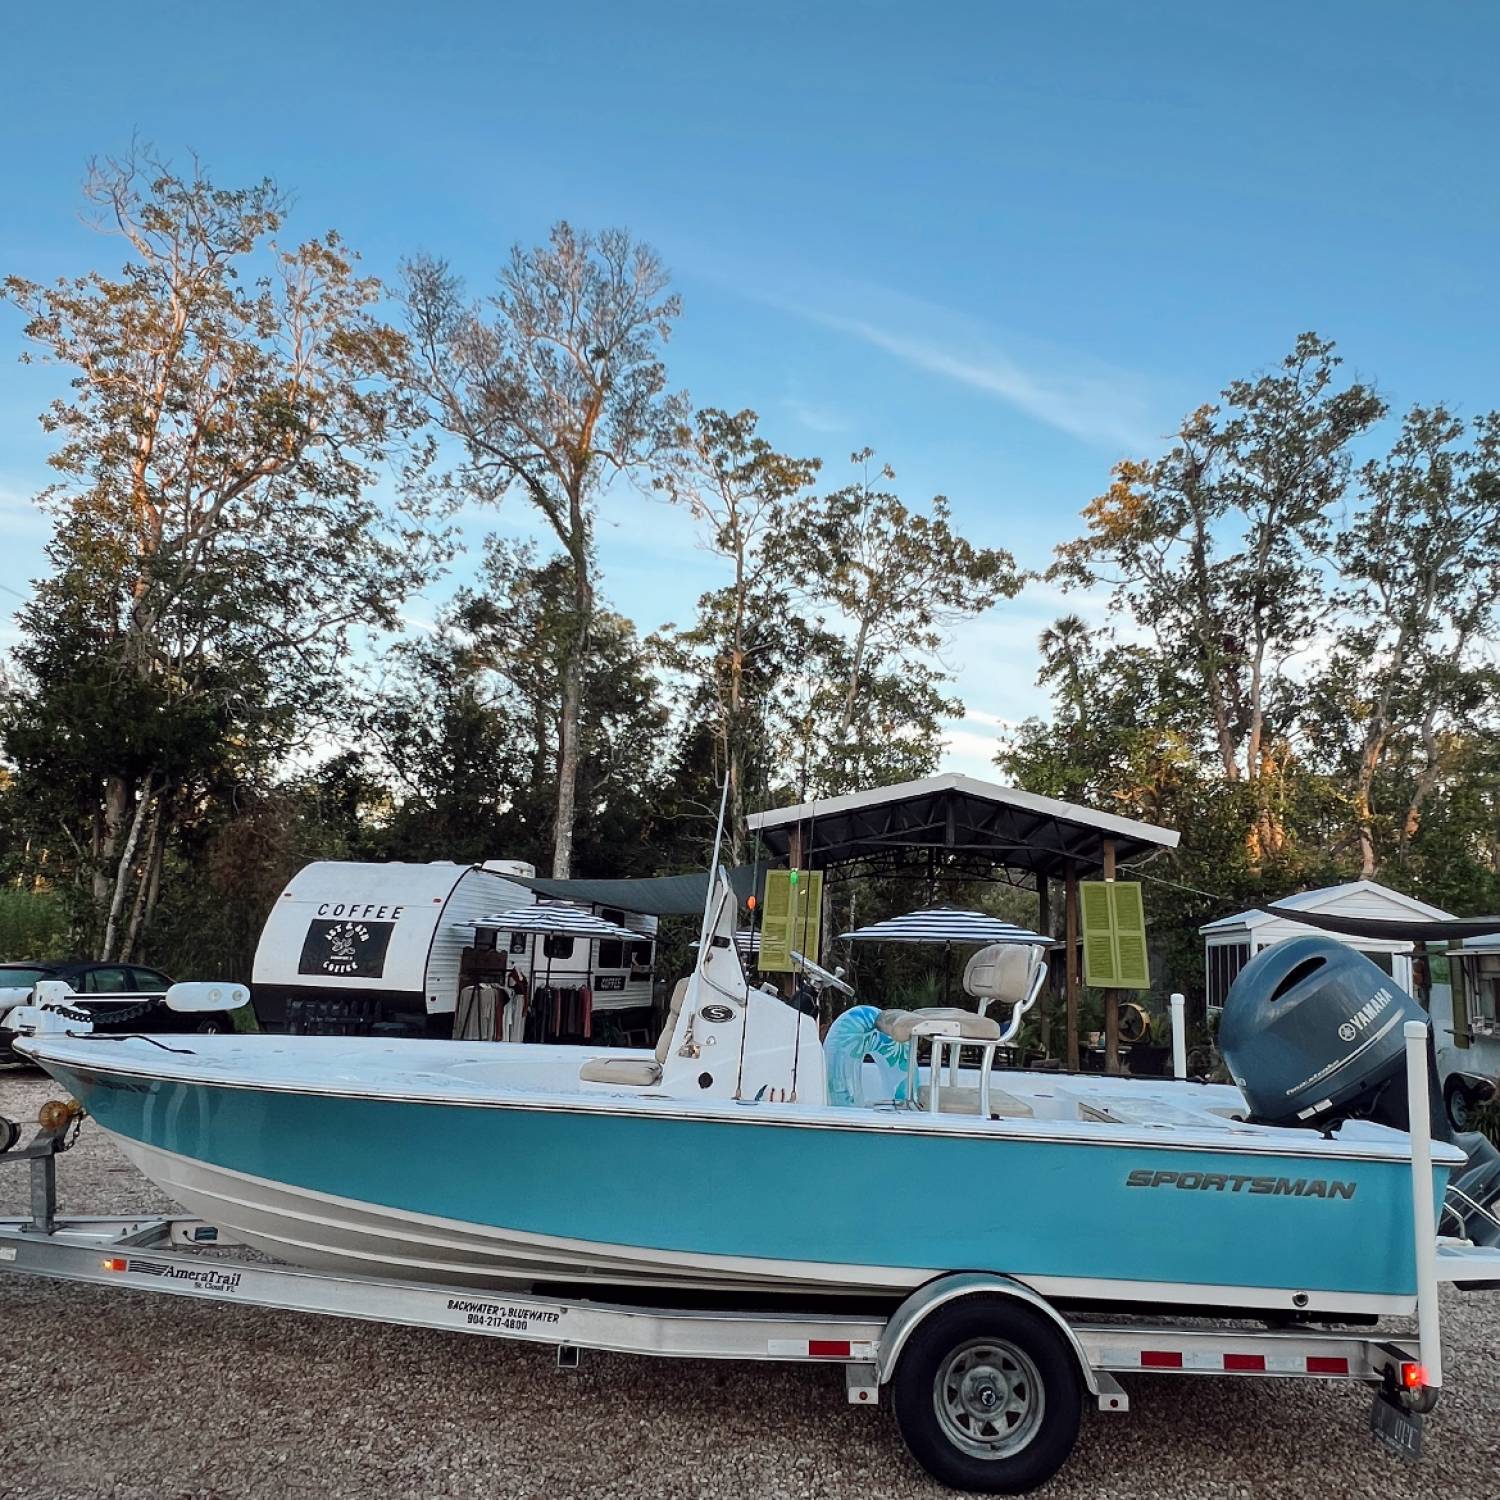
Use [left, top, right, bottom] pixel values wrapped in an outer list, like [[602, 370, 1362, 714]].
[[252, 860, 657, 1038]]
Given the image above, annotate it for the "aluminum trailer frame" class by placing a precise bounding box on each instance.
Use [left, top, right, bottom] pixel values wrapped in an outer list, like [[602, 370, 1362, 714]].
[[3, 1024, 1497, 1491]]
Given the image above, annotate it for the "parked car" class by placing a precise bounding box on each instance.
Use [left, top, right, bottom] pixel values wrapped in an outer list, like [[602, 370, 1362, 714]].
[[0, 961, 239, 1057]]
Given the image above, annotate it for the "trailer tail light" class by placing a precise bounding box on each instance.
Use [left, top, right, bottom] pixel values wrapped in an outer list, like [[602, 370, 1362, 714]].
[[102, 1257, 127, 1272], [1401, 1361, 1427, 1391]]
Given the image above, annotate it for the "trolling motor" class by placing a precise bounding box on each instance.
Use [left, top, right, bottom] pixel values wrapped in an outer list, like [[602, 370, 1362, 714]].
[[1219, 938, 1500, 1246]]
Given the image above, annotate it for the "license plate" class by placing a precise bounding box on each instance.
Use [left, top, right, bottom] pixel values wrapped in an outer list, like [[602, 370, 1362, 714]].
[[1370, 1391, 1423, 1460]]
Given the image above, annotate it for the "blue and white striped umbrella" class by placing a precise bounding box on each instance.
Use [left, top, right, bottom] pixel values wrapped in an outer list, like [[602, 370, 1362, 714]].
[[456, 903, 639, 940], [839, 906, 1049, 946]]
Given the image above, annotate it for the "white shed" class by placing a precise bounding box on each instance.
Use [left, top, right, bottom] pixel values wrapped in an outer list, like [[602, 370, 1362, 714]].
[[1200, 880, 1455, 1010]]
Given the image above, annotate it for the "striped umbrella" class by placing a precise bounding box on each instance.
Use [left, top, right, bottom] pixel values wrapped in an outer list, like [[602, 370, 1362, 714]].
[[840, 906, 1048, 1003], [840, 907, 1049, 946], [460, 903, 639, 941]]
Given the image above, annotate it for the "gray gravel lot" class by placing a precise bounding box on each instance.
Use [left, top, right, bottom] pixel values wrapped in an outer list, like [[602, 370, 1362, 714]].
[[2, 1067, 1498, 1500]]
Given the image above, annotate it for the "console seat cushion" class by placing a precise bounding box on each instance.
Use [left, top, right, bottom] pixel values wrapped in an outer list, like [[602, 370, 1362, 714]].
[[874, 1007, 1002, 1044], [579, 1057, 663, 1087]]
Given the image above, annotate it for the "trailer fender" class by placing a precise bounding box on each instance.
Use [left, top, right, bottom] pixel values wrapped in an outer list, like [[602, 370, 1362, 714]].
[[877, 1272, 1099, 1396]]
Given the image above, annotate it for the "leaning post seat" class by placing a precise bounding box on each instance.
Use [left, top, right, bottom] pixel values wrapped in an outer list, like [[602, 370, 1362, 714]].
[[874, 1007, 1003, 1116], [578, 977, 691, 1087], [963, 943, 1042, 1017]]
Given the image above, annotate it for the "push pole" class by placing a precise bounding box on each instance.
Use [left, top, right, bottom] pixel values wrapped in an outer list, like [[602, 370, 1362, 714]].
[[1403, 1020, 1442, 1390], [1169, 993, 1187, 1080]]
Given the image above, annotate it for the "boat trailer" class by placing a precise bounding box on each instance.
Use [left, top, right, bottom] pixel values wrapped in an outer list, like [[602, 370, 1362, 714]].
[[3, 1025, 1498, 1492]]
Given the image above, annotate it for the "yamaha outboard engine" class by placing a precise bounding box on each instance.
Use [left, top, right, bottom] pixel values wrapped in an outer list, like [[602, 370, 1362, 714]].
[[1220, 937, 1500, 1246]]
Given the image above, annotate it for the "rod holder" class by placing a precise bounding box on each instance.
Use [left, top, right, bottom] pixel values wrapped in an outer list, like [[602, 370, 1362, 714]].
[[1169, 993, 1187, 1080]]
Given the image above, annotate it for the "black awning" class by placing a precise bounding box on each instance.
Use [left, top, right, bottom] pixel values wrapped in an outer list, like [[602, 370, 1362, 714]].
[[1264, 905, 1500, 942]]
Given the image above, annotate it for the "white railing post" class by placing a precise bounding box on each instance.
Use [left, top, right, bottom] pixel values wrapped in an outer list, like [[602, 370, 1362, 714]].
[[1169, 993, 1187, 1080], [1403, 1020, 1442, 1389]]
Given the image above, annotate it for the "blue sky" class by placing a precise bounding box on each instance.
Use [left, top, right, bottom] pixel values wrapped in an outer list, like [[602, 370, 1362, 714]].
[[3, 2, 1499, 775]]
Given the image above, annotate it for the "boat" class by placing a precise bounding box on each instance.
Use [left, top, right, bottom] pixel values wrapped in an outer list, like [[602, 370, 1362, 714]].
[[13, 875, 1494, 1318]]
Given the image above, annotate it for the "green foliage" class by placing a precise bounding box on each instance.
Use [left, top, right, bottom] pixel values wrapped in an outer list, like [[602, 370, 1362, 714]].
[[1, 148, 443, 960], [0, 889, 71, 961], [1470, 1094, 1500, 1150], [1008, 333, 1500, 1004], [361, 545, 670, 880]]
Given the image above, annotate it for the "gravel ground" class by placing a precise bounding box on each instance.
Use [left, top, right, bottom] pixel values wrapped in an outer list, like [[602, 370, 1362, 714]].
[[2, 1067, 1499, 1500]]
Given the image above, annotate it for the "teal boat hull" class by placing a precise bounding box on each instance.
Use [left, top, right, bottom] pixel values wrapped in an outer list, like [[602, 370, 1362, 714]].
[[36, 1054, 1448, 1312]]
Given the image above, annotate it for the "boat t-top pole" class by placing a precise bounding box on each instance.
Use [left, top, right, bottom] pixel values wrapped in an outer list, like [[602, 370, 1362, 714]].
[[695, 774, 733, 962]]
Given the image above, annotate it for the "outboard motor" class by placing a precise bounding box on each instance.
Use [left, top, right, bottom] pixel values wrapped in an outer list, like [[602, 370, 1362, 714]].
[[1220, 937, 1500, 1245]]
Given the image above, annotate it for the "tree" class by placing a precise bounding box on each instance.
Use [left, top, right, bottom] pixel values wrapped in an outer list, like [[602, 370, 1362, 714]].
[[1052, 334, 1384, 865], [1329, 406, 1500, 874], [364, 540, 670, 878], [658, 409, 820, 859], [1008, 337, 1500, 1008], [403, 225, 688, 875], [1, 148, 440, 955], [776, 450, 1020, 794]]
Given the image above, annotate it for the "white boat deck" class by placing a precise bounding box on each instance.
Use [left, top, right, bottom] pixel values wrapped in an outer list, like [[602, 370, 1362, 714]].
[[26, 1032, 1459, 1166]]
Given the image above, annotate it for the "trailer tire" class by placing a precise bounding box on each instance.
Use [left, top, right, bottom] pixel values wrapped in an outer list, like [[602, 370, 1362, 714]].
[[1445, 1074, 1494, 1133], [890, 1295, 1082, 1494]]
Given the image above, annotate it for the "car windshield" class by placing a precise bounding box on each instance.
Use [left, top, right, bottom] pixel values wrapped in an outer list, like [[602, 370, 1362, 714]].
[[0, 967, 52, 988]]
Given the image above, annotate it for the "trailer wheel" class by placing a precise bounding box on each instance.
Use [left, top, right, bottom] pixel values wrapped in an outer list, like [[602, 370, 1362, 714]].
[[1445, 1074, 1495, 1133], [891, 1296, 1082, 1494]]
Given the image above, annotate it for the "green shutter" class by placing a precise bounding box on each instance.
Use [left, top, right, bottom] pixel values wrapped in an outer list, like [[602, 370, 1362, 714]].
[[758, 870, 823, 972], [1111, 881, 1151, 989], [1080, 881, 1152, 990], [1080, 881, 1117, 986]]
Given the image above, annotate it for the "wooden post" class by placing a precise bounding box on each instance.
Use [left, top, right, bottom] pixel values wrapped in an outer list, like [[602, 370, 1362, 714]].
[[1102, 838, 1120, 1075], [1412, 939, 1431, 1012], [1037, 876, 1052, 1058], [1065, 868, 1080, 1072]]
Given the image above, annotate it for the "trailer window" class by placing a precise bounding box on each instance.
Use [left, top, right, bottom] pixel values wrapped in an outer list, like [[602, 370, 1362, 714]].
[[601, 908, 626, 928], [543, 934, 575, 960], [630, 941, 653, 969], [597, 940, 625, 969]]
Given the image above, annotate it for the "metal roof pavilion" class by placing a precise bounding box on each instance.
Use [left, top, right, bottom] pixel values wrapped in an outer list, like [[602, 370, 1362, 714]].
[[746, 773, 1178, 883]]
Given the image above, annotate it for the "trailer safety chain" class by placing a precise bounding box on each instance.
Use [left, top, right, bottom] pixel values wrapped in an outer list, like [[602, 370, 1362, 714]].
[[87, 998, 163, 1027], [48, 1002, 96, 1025]]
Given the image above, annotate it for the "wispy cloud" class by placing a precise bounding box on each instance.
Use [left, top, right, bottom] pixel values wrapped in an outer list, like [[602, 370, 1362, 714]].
[[681, 235, 1165, 452], [788, 301, 1157, 451], [781, 393, 850, 436]]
